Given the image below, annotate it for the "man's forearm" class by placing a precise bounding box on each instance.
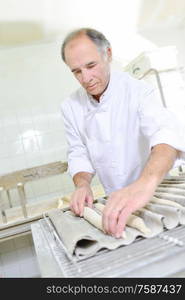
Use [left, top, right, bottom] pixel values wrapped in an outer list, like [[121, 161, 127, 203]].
[[139, 143, 179, 188], [73, 172, 93, 188]]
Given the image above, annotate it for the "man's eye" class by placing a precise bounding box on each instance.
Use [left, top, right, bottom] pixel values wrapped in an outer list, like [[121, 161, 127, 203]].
[[88, 64, 96, 69], [74, 70, 81, 75]]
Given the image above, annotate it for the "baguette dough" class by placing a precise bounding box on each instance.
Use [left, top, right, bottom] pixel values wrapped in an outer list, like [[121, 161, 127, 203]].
[[57, 199, 64, 209], [94, 203, 151, 235], [94, 202, 105, 213], [57, 197, 70, 209], [127, 214, 151, 234], [151, 196, 183, 208], [84, 206, 126, 238], [156, 187, 185, 196]]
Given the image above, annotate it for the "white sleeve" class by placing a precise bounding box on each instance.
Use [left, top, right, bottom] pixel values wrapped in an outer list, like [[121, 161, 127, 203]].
[[61, 101, 96, 178], [138, 84, 185, 165]]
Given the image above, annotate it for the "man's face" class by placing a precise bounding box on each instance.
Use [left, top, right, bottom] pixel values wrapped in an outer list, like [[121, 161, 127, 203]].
[[64, 35, 112, 101]]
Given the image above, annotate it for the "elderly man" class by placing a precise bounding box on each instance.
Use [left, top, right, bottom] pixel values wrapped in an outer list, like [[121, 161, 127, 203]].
[[61, 28, 185, 238]]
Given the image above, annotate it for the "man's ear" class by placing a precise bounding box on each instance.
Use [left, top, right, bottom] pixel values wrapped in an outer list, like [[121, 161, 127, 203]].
[[107, 47, 112, 62]]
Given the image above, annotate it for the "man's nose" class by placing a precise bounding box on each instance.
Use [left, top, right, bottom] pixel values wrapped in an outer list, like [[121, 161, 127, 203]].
[[81, 70, 91, 84]]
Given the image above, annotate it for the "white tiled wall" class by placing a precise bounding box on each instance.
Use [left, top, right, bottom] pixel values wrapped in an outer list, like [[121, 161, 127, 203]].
[[0, 41, 86, 204]]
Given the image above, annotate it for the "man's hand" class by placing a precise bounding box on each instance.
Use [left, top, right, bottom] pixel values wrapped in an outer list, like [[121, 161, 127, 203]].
[[70, 184, 94, 216], [102, 180, 155, 238], [70, 172, 94, 216]]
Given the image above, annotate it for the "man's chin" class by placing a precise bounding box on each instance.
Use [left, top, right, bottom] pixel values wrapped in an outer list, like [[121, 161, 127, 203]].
[[85, 86, 102, 100], [90, 93, 101, 101], [87, 89, 100, 97]]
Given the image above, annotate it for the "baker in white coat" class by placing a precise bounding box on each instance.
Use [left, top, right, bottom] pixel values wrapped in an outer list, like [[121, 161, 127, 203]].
[[61, 28, 185, 238]]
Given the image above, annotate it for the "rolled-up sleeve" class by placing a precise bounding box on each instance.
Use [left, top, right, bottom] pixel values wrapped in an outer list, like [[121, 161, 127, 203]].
[[138, 84, 185, 164], [61, 101, 96, 178]]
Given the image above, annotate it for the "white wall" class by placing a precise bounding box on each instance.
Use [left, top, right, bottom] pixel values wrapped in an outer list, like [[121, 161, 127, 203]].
[[0, 41, 81, 202], [0, 41, 77, 171]]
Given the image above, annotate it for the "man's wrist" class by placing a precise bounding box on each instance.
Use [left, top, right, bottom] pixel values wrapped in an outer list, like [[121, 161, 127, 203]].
[[136, 174, 159, 191], [75, 181, 91, 189], [73, 172, 93, 189]]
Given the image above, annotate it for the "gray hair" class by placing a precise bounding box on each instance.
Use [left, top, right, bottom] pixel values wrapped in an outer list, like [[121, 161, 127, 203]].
[[61, 28, 111, 62]]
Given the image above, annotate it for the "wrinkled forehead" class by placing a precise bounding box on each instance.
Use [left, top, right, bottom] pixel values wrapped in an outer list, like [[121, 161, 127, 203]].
[[64, 35, 100, 58], [65, 33, 99, 52], [64, 35, 103, 68]]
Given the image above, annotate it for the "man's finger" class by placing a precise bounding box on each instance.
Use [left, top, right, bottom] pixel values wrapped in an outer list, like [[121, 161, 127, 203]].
[[86, 195, 93, 208], [107, 208, 123, 235], [70, 193, 83, 216], [103, 206, 120, 235], [115, 207, 131, 238], [78, 192, 86, 216], [103, 194, 125, 235]]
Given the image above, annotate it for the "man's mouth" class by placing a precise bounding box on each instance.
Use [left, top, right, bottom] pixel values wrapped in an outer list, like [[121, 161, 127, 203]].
[[87, 83, 97, 89]]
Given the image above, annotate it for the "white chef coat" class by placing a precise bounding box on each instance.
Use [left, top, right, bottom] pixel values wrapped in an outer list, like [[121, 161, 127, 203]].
[[61, 71, 185, 195]]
